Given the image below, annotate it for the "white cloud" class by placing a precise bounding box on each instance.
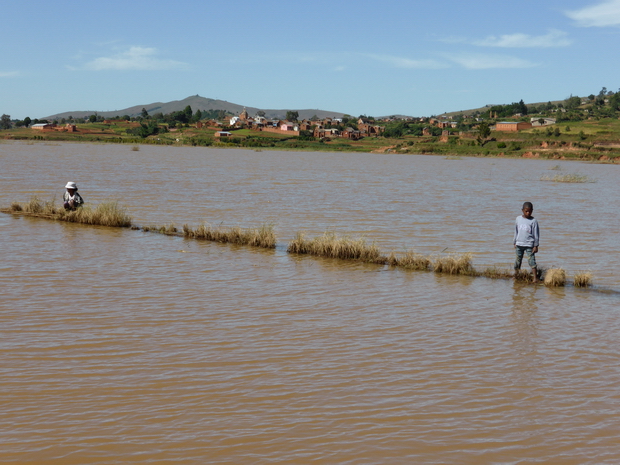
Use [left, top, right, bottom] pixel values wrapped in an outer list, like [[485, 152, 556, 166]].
[[0, 71, 19, 78], [473, 29, 572, 48], [82, 46, 187, 71], [566, 0, 620, 27], [365, 54, 448, 69], [444, 53, 537, 69]]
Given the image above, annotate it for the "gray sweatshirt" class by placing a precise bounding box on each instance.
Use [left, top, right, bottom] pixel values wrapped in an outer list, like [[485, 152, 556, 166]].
[[514, 216, 539, 247]]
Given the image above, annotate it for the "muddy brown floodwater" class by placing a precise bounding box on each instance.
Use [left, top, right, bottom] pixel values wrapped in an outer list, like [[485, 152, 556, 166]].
[[1, 141, 620, 464]]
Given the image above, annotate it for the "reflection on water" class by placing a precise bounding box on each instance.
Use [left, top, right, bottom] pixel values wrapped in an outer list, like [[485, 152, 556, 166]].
[[1, 142, 620, 463]]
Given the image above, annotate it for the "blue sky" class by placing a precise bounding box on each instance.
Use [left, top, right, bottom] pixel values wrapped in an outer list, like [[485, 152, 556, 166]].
[[2, 0, 620, 119]]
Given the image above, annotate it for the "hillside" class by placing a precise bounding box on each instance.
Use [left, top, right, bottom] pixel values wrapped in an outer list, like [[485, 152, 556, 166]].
[[43, 95, 346, 121], [438, 99, 567, 118]]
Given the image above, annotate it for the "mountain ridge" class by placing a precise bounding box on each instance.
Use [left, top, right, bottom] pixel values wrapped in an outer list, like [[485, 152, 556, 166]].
[[43, 95, 347, 121]]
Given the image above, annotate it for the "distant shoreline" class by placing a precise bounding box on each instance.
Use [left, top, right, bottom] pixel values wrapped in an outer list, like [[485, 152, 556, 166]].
[[2, 121, 620, 164]]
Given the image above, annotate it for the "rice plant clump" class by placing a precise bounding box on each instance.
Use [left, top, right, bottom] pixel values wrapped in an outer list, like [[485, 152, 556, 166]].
[[21, 196, 58, 215], [42, 199, 59, 215], [59, 201, 132, 227], [24, 196, 44, 214], [287, 232, 386, 263], [131, 145, 140, 151], [544, 268, 566, 287], [573, 271, 593, 288], [387, 250, 431, 271], [540, 173, 594, 183], [432, 253, 474, 275]]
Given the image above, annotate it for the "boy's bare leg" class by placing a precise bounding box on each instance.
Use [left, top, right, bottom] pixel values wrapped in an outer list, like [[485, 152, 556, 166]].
[[532, 267, 539, 283]]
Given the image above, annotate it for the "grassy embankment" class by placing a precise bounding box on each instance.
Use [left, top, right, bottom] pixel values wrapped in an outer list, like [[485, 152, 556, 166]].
[[4, 118, 619, 161]]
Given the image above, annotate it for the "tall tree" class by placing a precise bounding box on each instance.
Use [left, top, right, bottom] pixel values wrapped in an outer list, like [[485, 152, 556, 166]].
[[564, 96, 581, 110], [477, 122, 491, 146], [0, 114, 11, 129], [191, 109, 202, 123], [285, 111, 299, 121], [183, 105, 193, 120], [23, 116, 31, 128], [609, 92, 620, 111]]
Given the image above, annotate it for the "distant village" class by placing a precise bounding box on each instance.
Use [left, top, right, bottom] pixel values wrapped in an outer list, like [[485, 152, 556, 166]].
[[194, 107, 557, 141], [197, 108, 386, 141]]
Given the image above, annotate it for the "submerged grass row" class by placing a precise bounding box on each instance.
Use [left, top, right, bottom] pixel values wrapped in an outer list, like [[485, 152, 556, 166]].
[[147, 222, 277, 248], [3, 198, 593, 287], [3, 198, 277, 249], [9, 196, 132, 227], [287, 231, 593, 287]]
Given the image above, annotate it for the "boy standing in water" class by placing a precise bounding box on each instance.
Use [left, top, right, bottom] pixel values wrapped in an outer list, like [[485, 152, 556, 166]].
[[514, 201, 540, 283]]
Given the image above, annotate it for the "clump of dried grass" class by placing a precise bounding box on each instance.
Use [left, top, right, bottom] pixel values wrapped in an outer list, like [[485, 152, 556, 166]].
[[143, 223, 177, 234], [544, 268, 566, 287], [183, 223, 276, 248], [387, 250, 431, 271], [131, 145, 140, 151], [478, 266, 515, 280], [432, 253, 474, 275], [287, 232, 386, 263], [10, 202, 22, 212], [540, 173, 594, 183], [513, 269, 535, 282], [164, 223, 178, 234], [573, 271, 593, 288]]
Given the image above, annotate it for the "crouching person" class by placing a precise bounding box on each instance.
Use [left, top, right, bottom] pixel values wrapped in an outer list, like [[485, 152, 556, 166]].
[[63, 181, 84, 211]]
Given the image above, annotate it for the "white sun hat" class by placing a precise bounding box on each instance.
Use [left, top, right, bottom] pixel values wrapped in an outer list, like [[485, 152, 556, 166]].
[[65, 182, 77, 190]]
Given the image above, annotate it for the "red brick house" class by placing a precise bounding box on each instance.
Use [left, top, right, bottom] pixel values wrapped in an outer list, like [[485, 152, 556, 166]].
[[495, 122, 532, 132]]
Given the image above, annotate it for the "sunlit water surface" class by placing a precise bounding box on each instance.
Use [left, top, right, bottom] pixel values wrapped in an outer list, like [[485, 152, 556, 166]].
[[1, 141, 620, 464]]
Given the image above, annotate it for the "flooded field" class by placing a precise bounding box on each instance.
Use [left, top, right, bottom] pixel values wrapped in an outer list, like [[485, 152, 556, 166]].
[[1, 141, 620, 464]]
